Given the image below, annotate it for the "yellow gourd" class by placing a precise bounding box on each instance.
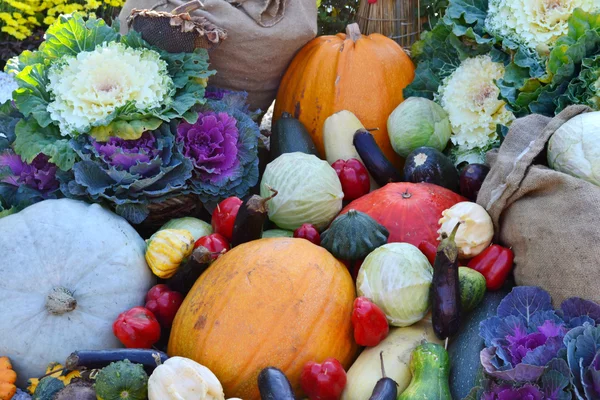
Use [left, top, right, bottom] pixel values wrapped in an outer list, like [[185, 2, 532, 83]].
[[145, 229, 195, 278], [0, 357, 16, 400]]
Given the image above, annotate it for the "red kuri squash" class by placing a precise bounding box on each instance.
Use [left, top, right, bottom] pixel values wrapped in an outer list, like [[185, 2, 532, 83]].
[[273, 23, 415, 169], [340, 183, 466, 247], [168, 238, 358, 400]]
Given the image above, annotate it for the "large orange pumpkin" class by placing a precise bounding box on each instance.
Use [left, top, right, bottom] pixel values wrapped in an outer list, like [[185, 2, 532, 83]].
[[273, 23, 415, 169], [168, 238, 358, 400]]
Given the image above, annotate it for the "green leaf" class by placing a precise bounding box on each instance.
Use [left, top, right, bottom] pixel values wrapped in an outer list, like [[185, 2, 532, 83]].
[[5, 50, 47, 76], [40, 13, 119, 61], [442, 0, 494, 44], [14, 119, 76, 171], [89, 118, 163, 141], [162, 48, 216, 89], [12, 64, 53, 127], [404, 22, 492, 100]]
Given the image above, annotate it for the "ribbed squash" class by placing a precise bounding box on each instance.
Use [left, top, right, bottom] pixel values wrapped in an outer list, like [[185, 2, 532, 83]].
[[168, 238, 358, 400], [0, 357, 16, 400], [145, 229, 195, 278], [273, 23, 415, 169]]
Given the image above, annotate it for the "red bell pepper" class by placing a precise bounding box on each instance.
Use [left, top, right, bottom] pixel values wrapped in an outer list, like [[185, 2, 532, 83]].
[[145, 284, 184, 328], [300, 358, 347, 400], [113, 306, 161, 348], [418, 240, 437, 265], [467, 244, 514, 291], [352, 297, 389, 347]]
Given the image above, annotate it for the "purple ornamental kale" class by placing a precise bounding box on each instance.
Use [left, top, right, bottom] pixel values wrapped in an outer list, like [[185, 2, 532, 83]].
[[92, 132, 161, 171], [176, 97, 260, 203], [0, 152, 59, 192], [177, 111, 240, 186], [482, 383, 544, 400]]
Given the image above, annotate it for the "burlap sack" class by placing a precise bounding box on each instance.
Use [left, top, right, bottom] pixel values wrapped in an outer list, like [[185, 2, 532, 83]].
[[118, 0, 317, 112], [477, 105, 600, 305]]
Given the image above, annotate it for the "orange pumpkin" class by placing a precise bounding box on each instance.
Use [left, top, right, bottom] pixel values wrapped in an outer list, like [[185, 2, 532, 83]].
[[0, 357, 16, 400], [273, 23, 415, 169], [168, 238, 358, 400]]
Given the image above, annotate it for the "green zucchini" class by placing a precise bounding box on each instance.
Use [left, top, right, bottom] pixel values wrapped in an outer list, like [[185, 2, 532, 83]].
[[458, 267, 487, 313], [398, 342, 451, 400], [270, 112, 319, 161]]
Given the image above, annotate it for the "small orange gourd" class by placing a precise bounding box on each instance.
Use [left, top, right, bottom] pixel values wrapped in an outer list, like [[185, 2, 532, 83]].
[[0, 357, 17, 400], [168, 238, 358, 400], [274, 23, 415, 169]]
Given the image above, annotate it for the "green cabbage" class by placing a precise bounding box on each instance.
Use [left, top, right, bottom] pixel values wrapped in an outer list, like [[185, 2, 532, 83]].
[[387, 97, 452, 157], [547, 112, 600, 186], [160, 217, 212, 241], [260, 152, 343, 231], [357, 243, 433, 327]]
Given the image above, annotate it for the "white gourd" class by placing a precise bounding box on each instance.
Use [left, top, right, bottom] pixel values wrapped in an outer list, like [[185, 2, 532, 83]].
[[148, 357, 225, 400], [0, 199, 155, 386]]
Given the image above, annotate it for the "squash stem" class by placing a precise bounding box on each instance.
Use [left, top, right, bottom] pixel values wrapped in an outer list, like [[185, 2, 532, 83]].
[[345, 23, 362, 42]]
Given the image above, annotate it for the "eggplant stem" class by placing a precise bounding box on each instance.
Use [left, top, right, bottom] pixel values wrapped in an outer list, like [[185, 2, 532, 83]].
[[262, 186, 279, 203], [449, 222, 461, 242], [379, 351, 387, 378]]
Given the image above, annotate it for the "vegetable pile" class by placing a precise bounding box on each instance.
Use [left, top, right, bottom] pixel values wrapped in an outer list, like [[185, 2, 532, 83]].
[[1, 2, 600, 400]]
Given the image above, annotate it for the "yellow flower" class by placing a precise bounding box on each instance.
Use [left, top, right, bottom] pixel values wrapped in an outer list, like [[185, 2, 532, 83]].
[[44, 15, 55, 24]]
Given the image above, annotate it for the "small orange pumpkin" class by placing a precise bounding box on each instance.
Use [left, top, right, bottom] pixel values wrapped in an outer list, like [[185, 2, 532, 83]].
[[274, 23, 415, 169], [0, 357, 17, 400], [168, 238, 358, 400]]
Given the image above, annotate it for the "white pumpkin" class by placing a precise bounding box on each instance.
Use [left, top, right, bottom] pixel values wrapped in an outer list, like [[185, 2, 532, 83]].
[[148, 356, 225, 400], [0, 199, 155, 386]]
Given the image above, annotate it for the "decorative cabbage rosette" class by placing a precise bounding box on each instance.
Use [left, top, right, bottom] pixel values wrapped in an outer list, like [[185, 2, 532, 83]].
[[5, 12, 215, 172], [175, 94, 261, 204], [60, 124, 194, 224]]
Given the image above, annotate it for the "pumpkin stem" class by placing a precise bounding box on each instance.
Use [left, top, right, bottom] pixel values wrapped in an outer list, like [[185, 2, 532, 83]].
[[346, 23, 362, 42], [171, 0, 203, 14], [401, 189, 412, 199], [46, 287, 77, 315]]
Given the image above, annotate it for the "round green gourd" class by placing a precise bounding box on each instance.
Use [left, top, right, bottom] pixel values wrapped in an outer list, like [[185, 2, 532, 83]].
[[458, 267, 487, 313], [321, 209, 389, 260], [398, 342, 452, 400], [94, 360, 148, 400]]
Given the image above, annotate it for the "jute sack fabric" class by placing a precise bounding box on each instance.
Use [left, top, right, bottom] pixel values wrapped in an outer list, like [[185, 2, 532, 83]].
[[477, 105, 600, 305], [118, 0, 317, 111]]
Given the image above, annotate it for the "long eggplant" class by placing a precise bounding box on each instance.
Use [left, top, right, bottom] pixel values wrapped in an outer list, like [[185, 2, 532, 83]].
[[230, 188, 277, 247], [65, 349, 168, 371], [431, 222, 462, 341], [353, 129, 403, 187]]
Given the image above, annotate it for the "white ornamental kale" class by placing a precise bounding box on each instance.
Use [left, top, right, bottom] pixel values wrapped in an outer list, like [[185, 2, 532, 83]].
[[47, 42, 173, 136], [486, 0, 599, 53], [438, 55, 515, 154]]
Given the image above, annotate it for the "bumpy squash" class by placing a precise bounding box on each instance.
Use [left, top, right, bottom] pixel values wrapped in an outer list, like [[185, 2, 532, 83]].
[[0, 199, 155, 386], [27, 362, 80, 395], [168, 238, 358, 400], [0, 357, 16, 400], [145, 228, 195, 278], [94, 360, 148, 400], [274, 23, 415, 169], [321, 210, 389, 260]]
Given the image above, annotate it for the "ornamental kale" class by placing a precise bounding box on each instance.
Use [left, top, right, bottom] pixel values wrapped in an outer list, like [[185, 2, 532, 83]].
[[4, 12, 215, 171], [473, 286, 600, 400], [60, 124, 193, 224], [177, 92, 260, 204], [0, 102, 59, 216]]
